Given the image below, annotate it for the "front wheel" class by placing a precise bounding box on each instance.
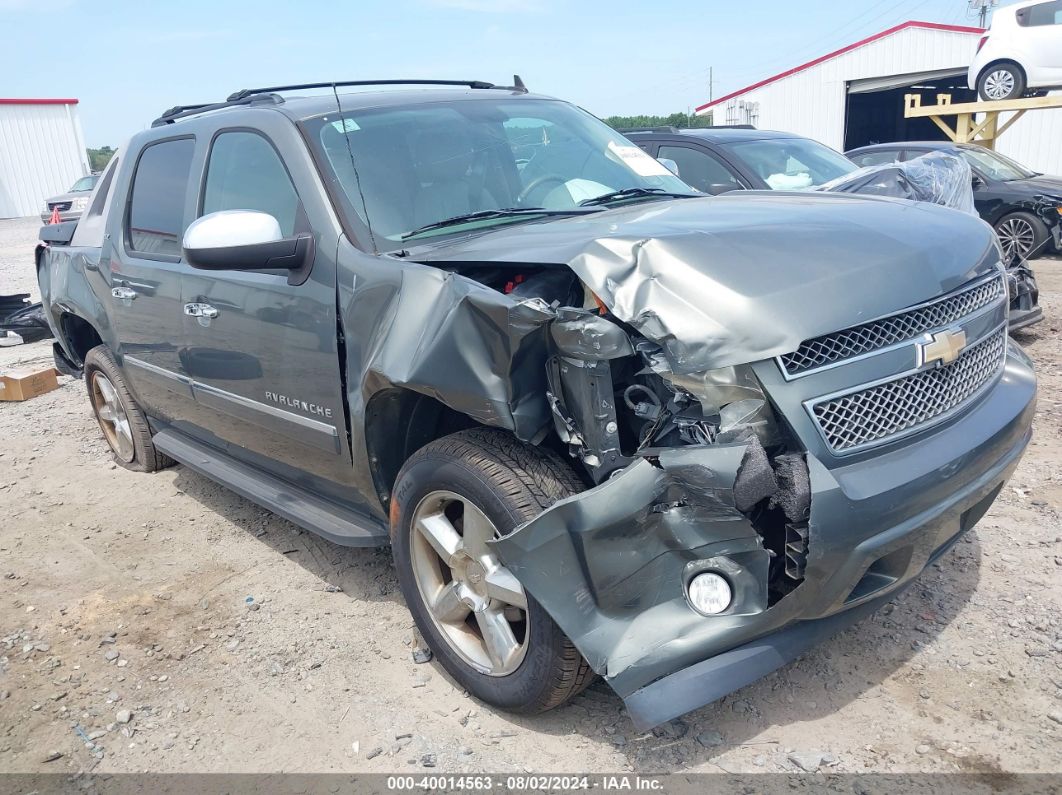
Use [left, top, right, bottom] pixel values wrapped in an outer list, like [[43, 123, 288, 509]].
[[390, 428, 592, 713], [978, 63, 1025, 101]]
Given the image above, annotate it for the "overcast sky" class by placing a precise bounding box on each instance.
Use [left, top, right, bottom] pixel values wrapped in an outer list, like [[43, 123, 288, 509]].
[[3, 0, 989, 147]]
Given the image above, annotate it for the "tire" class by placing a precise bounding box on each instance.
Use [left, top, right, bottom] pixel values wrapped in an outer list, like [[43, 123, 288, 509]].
[[84, 345, 173, 472], [995, 211, 1049, 264], [390, 428, 593, 714], [977, 63, 1025, 101]]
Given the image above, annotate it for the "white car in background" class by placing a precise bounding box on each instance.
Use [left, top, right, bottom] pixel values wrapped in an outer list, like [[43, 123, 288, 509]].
[[969, 0, 1062, 101]]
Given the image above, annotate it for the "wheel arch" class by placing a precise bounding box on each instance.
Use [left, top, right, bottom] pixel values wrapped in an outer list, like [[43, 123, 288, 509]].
[[58, 312, 105, 367], [363, 387, 484, 511], [978, 58, 1028, 85]]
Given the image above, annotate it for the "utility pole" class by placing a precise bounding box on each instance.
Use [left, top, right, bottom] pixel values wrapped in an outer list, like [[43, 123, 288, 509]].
[[708, 66, 714, 103], [968, 0, 996, 28]]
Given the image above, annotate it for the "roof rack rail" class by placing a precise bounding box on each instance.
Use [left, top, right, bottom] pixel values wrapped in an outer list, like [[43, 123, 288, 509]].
[[619, 126, 680, 133], [150, 93, 285, 128], [227, 76, 528, 102], [151, 76, 529, 128]]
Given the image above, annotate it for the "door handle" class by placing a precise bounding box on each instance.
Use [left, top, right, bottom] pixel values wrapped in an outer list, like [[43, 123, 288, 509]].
[[183, 302, 218, 319], [111, 286, 138, 300]]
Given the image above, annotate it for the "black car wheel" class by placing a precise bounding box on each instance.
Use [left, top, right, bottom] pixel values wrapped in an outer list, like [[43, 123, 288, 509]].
[[995, 211, 1048, 263], [978, 63, 1025, 101], [390, 428, 593, 714]]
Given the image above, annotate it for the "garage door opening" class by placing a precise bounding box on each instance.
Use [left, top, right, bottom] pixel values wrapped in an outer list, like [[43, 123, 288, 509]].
[[844, 69, 976, 150]]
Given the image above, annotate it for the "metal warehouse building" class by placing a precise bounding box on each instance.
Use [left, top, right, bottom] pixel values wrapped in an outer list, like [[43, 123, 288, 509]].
[[0, 98, 90, 219], [696, 21, 1062, 175]]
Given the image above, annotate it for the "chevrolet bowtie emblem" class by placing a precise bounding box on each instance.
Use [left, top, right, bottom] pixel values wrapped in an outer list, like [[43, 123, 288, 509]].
[[918, 328, 967, 367]]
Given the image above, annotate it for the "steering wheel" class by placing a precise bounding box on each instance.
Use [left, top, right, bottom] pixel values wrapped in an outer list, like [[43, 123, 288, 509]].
[[517, 173, 568, 206]]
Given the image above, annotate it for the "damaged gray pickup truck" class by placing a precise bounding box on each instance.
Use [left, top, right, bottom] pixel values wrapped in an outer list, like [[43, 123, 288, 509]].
[[36, 79, 1037, 730]]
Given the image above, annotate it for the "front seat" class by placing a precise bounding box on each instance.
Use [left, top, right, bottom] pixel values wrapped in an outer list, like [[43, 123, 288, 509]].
[[412, 129, 499, 228]]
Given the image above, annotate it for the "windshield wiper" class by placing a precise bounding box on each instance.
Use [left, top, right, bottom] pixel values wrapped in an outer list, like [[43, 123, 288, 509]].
[[578, 187, 699, 207], [401, 207, 589, 240]]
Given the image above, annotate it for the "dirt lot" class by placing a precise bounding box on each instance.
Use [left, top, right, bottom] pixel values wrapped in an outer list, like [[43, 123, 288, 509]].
[[1, 215, 1060, 776]]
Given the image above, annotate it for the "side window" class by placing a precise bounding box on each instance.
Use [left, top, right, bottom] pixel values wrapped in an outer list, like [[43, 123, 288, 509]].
[[126, 138, 195, 258], [1019, 1, 1062, 25], [657, 145, 743, 194], [202, 131, 302, 236], [852, 150, 900, 167]]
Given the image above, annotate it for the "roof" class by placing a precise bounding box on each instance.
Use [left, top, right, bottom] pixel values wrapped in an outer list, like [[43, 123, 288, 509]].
[[626, 128, 800, 144], [155, 85, 551, 127], [696, 20, 984, 112], [0, 98, 79, 105], [846, 141, 981, 154]]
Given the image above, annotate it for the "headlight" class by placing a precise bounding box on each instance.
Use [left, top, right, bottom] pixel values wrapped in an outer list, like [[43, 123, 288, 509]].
[[71, 197, 89, 210], [662, 363, 780, 445]]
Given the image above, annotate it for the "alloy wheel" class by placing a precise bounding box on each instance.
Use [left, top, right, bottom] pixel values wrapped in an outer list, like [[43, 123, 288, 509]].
[[89, 371, 135, 462], [997, 217, 1036, 262], [983, 69, 1015, 100], [409, 490, 529, 676]]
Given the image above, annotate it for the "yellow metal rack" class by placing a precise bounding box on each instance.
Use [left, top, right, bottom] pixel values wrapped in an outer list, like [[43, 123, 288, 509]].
[[903, 93, 1062, 150]]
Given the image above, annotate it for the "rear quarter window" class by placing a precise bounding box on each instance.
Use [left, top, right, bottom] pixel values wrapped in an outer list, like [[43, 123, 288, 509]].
[[126, 138, 195, 259]]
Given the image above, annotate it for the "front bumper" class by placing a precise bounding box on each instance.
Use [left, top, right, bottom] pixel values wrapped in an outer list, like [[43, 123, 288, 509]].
[[493, 348, 1035, 728], [1007, 263, 1043, 331]]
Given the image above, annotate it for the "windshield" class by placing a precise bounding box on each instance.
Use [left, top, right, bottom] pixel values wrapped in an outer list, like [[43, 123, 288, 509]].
[[959, 147, 1035, 181], [724, 138, 856, 189], [70, 175, 98, 192], [305, 98, 692, 249]]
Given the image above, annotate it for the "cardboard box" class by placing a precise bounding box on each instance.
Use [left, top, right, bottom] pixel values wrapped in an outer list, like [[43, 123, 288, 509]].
[[0, 367, 60, 402]]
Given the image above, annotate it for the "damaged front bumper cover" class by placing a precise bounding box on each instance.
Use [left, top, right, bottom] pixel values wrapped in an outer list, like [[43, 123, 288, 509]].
[[491, 349, 1035, 730]]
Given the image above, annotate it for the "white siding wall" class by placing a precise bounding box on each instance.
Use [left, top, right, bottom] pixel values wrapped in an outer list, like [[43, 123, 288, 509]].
[[0, 102, 89, 219], [995, 107, 1062, 175], [703, 26, 1062, 176]]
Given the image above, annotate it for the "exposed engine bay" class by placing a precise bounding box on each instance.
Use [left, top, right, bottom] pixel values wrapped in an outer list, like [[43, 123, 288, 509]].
[[454, 264, 813, 605]]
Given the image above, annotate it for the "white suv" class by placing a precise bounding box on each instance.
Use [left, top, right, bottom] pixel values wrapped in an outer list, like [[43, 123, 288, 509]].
[[969, 0, 1062, 101]]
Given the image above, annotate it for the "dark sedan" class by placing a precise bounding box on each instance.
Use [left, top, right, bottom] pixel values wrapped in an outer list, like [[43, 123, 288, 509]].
[[846, 142, 1062, 262]]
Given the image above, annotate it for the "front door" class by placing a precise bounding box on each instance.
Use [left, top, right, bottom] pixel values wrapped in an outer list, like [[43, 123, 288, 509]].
[[179, 126, 355, 498], [655, 144, 747, 194], [107, 136, 196, 422]]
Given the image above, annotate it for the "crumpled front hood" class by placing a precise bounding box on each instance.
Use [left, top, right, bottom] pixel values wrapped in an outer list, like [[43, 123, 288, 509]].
[[416, 192, 1000, 371]]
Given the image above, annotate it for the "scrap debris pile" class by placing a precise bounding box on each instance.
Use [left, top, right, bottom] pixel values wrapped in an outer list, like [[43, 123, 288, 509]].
[[0, 294, 51, 347]]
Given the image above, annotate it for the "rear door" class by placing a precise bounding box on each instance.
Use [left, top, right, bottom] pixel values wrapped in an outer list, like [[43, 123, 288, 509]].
[[107, 136, 196, 422], [179, 120, 355, 497]]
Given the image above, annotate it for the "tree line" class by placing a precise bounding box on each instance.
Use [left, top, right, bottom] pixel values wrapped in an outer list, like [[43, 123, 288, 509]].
[[605, 111, 715, 130]]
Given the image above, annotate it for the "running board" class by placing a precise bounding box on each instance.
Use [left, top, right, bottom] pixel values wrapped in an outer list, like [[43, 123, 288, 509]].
[[153, 429, 389, 547]]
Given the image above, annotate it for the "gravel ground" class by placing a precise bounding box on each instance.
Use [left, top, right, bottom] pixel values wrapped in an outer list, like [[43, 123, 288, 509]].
[[1, 215, 1060, 775]]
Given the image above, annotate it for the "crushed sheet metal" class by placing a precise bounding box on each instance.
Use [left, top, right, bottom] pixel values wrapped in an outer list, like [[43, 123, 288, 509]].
[[491, 443, 772, 691], [414, 193, 1000, 372], [346, 266, 554, 436], [338, 255, 559, 511]]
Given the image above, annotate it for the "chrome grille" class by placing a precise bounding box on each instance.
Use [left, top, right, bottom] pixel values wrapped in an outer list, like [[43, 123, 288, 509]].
[[781, 276, 1004, 376], [810, 326, 1007, 454]]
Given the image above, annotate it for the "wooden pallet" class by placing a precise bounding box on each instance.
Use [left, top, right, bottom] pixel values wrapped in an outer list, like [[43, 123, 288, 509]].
[[903, 93, 1062, 149]]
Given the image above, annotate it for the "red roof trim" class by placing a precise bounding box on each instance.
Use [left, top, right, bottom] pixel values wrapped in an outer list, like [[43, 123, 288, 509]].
[[695, 21, 984, 112], [0, 98, 79, 105]]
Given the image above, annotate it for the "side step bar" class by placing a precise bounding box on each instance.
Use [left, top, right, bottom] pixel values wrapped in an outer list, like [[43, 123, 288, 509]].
[[153, 429, 389, 547]]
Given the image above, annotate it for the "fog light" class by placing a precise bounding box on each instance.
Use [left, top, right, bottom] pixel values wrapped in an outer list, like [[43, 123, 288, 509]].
[[687, 572, 732, 615]]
